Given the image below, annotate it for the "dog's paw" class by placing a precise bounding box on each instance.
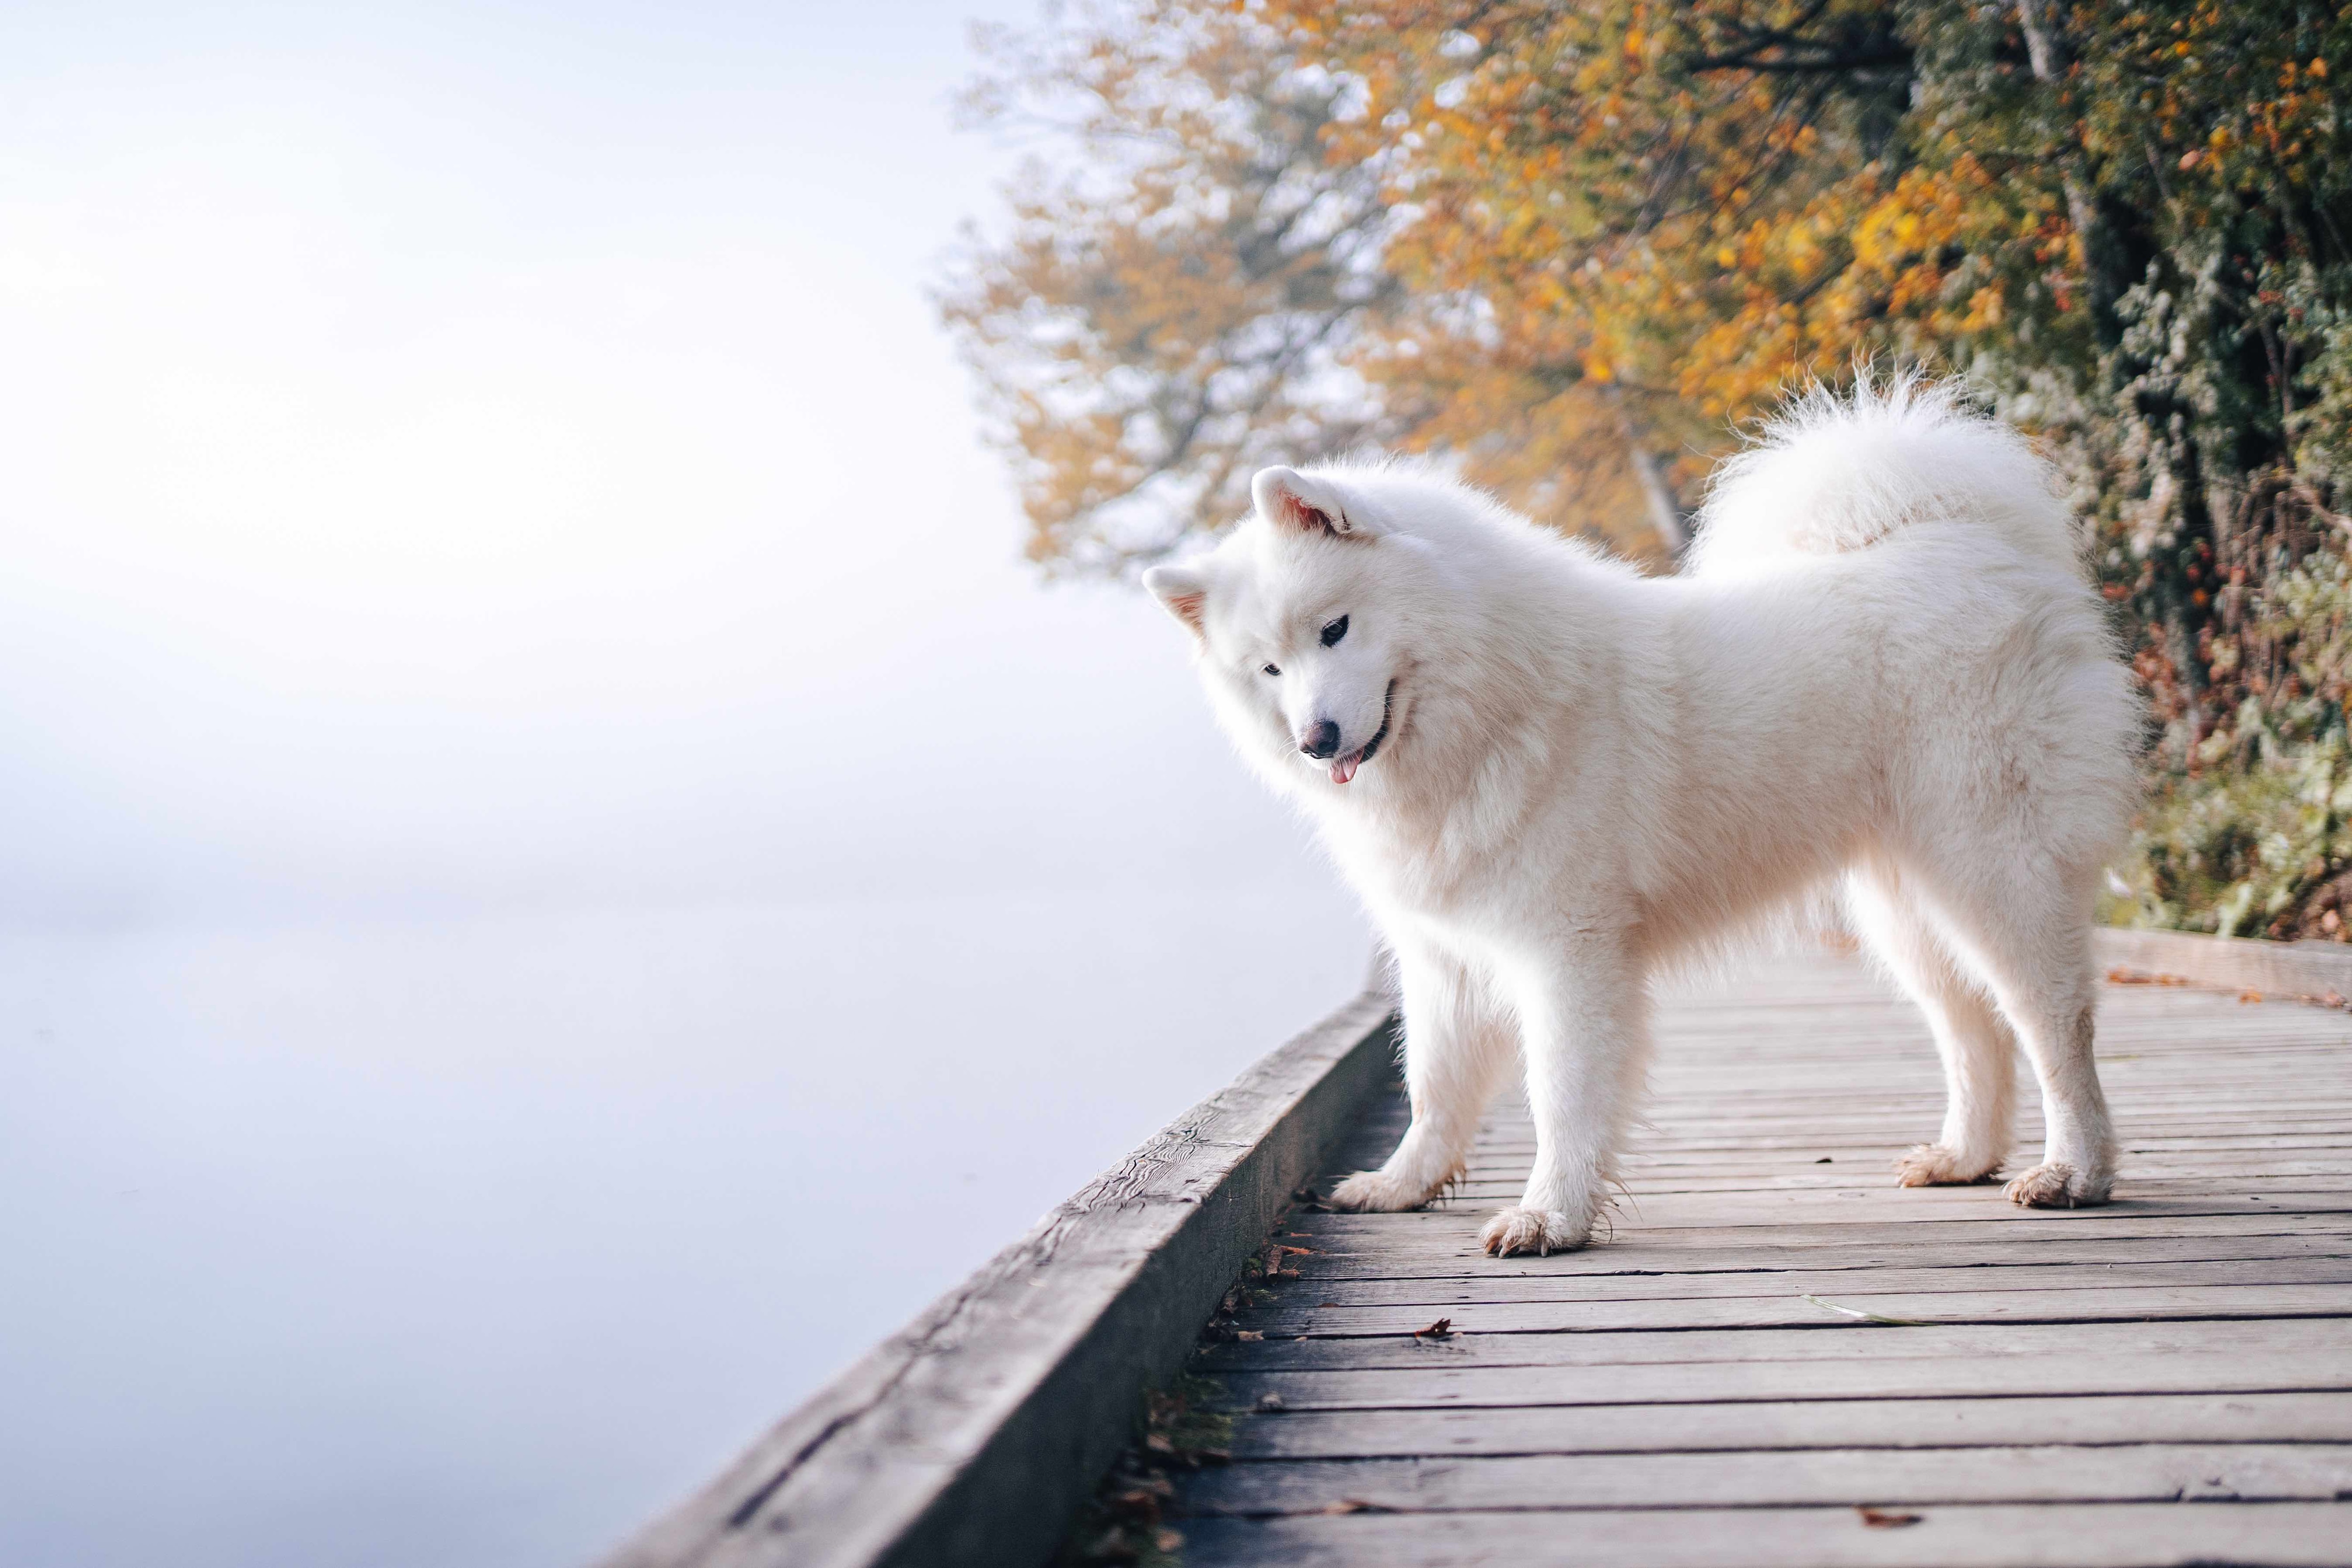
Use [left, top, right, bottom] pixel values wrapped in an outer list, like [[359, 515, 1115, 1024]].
[[2004, 1161, 2111, 1209], [1893, 1144, 2002, 1188], [1478, 1206, 1586, 1257], [1326, 1169, 1435, 1213]]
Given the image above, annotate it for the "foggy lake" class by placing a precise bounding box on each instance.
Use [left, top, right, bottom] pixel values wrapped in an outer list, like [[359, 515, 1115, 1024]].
[[0, 5, 1370, 1564]]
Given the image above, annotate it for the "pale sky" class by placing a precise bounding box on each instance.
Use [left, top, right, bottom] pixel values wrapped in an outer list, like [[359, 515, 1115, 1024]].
[[0, 0, 1323, 923], [0, 7, 1374, 1566]]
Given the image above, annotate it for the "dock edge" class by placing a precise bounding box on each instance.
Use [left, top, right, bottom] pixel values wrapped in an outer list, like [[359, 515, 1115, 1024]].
[[595, 955, 1401, 1568], [2098, 926, 2352, 999]]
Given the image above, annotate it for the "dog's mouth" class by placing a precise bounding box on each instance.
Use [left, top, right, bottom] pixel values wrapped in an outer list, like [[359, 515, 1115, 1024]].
[[1328, 680, 1398, 786]]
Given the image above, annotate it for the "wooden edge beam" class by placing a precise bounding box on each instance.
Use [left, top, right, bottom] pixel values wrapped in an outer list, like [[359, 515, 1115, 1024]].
[[593, 955, 1402, 1568], [2098, 927, 2352, 1003]]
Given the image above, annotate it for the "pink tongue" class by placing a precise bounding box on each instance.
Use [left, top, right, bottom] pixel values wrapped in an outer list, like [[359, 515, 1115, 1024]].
[[1331, 754, 1359, 784]]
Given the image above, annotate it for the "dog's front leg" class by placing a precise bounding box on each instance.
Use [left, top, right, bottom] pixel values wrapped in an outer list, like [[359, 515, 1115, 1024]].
[[1327, 942, 1513, 1213], [1483, 940, 1648, 1256]]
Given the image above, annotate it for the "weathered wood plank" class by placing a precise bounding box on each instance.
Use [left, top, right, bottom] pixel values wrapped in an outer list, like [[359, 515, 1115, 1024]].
[[1171, 1502, 2352, 1568], [1195, 1316, 2352, 1377], [1249, 1254, 2352, 1315], [1279, 1209, 2352, 1257], [1431, 1158, 2352, 1196], [1180, 1442, 2352, 1513], [1277, 1230, 2352, 1283], [1243, 1281, 2352, 1338], [1288, 1189, 2352, 1236], [1226, 1390, 2352, 1457], [1208, 1349, 2352, 1415]]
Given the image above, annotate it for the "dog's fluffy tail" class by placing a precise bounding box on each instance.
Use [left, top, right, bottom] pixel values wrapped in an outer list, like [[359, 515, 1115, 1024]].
[[1685, 373, 2077, 578]]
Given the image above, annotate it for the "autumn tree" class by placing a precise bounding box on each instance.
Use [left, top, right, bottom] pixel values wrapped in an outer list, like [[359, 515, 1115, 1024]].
[[946, 0, 2352, 937]]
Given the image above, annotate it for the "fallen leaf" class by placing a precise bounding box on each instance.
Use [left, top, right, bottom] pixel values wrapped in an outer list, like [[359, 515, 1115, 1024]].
[[1857, 1506, 1923, 1528], [2240, 990, 2264, 1004], [1322, 1498, 1385, 1514], [1233, 1330, 1263, 1341], [1413, 1317, 1454, 1339], [1144, 1434, 1175, 1456], [1803, 1293, 1925, 1327]]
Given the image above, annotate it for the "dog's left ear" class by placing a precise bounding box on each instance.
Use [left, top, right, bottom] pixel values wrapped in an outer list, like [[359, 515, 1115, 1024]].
[[1253, 467, 1367, 540], [1142, 563, 1210, 640]]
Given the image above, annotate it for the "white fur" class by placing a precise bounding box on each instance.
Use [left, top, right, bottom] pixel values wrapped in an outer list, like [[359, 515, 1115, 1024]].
[[1144, 378, 2139, 1255]]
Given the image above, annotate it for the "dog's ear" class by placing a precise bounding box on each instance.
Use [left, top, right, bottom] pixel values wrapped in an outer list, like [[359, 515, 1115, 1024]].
[[1142, 564, 1209, 639], [1253, 467, 1366, 540]]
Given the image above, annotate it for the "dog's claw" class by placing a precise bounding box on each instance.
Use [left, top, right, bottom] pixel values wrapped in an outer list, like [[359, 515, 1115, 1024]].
[[2004, 1161, 2109, 1208], [1893, 1143, 2002, 1187], [1478, 1206, 1585, 1257]]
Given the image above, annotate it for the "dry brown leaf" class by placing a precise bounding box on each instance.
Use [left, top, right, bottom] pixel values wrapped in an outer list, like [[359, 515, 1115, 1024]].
[[1412, 1317, 1454, 1340], [1321, 1498, 1384, 1515], [1233, 1330, 1263, 1342], [1857, 1506, 1923, 1528]]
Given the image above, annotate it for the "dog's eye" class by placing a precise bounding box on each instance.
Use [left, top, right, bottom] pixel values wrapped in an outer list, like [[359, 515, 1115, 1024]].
[[1262, 663, 1280, 676], [1320, 614, 1350, 647]]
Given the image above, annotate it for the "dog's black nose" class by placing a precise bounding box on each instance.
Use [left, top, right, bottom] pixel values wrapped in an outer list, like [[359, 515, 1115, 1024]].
[[1301, 720, 1341, 759]]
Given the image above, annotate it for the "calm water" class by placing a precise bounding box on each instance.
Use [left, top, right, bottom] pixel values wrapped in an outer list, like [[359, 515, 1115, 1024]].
[[0, 890, 1367, 1568]]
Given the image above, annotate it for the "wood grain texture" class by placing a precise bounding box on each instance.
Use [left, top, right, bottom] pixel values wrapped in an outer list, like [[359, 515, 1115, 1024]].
[[1172, 943, 2352, 1566], [593, 967, 1400, 1568], [1171, 1503, 2352, 1568]]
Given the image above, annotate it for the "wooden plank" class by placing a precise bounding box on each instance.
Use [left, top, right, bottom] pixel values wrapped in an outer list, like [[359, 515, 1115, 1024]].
[[1241, 1282, 2352, 1338], [1227, 1390, 2352, 1457], [1195, 1316, 2352, 1377], [1171, 1502, 2352, 1568], [595, 973, 1400, 1568], [1435, 1158, 2352, 1196], [1251, 1255, 2352, 1315], [1279, 1210, 2352, 1258], [1284, 1190, 2352, 1236], [1209, 1350, 2352, 1415], [1279, 1233, 2352, 1285], [1178, 1442, 2352, 1514]]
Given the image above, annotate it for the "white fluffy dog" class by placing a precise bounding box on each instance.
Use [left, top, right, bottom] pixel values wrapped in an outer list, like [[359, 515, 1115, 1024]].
[[1144, 380, 2140, 1256]]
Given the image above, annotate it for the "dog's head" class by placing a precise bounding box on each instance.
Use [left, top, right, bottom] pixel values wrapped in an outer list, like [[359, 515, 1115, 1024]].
[[1143, 466, 1415, 792]]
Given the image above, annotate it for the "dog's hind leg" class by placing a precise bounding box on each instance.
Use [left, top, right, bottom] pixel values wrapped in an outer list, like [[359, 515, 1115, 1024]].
[[1913, 857, 2116, 1208], [1846, 863, 2018, 1187], [1327, 941, 1514, 1214]]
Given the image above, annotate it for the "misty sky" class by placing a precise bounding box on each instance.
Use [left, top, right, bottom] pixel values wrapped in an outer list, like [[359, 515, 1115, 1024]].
[[0, 6, 1371, 1566]]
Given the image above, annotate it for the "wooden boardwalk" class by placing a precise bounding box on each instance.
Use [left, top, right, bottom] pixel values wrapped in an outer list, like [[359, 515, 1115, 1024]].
[[1173, 950, 2352, 1566]]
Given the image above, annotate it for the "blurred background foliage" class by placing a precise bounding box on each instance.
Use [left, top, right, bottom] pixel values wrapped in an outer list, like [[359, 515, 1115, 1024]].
[[943, 0, 2352, 940]]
